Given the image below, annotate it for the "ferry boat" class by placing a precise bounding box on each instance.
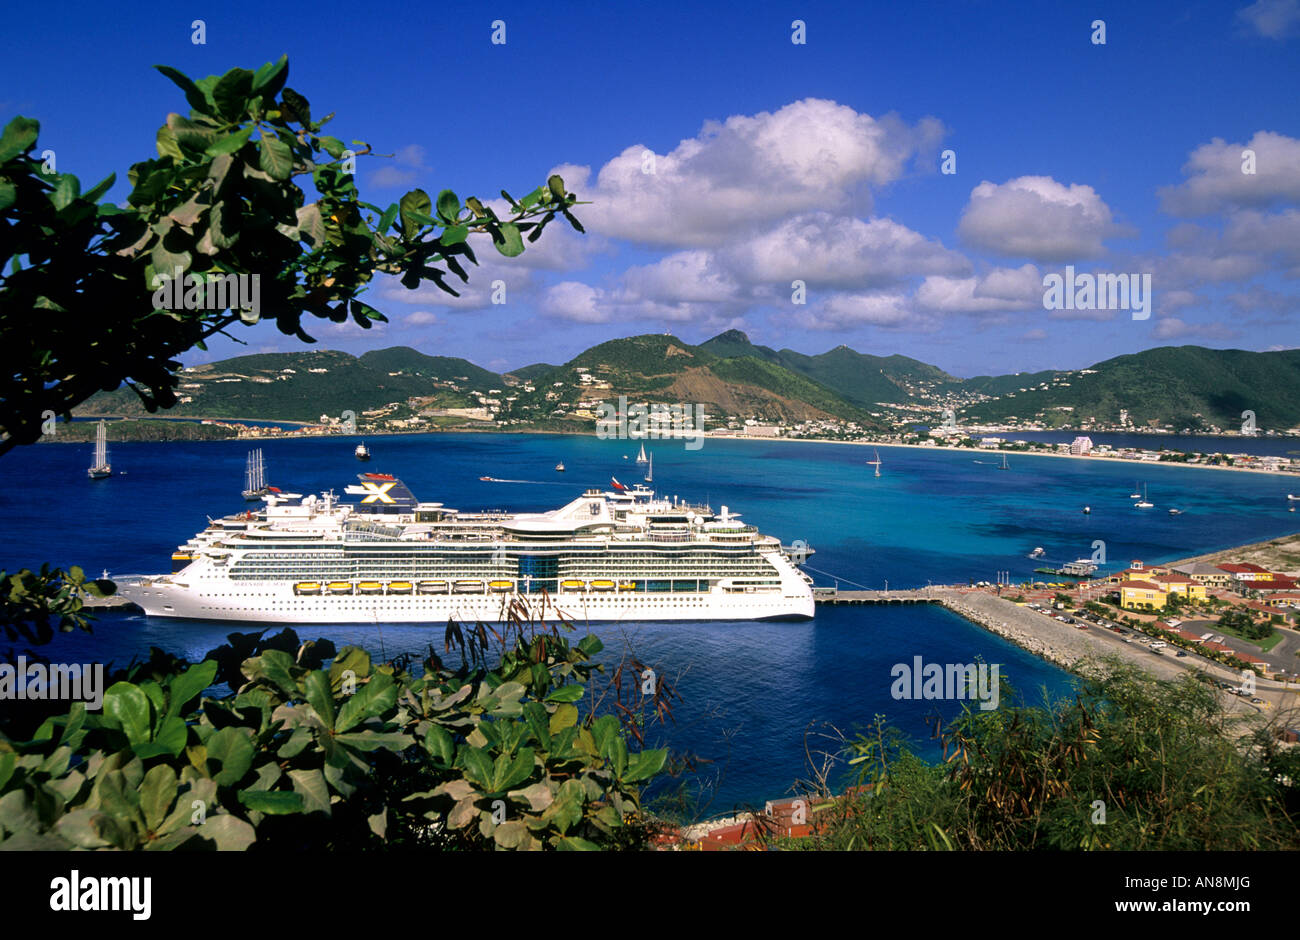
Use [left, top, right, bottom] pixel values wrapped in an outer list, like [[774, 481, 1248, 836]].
[[116, 472, 814, 622]]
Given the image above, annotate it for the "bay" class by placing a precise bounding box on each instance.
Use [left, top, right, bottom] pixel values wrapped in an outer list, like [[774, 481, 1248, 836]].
[[2, 431, 1296, 811]]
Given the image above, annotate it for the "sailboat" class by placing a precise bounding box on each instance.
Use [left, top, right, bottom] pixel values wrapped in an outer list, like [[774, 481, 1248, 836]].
[[87, 420, 111, 480], [866, 449, 882, 478], [355, 442, 371, 461], [644, 452, 653, 483], [996, 453, 1010, 471], [242, 449, 269, 500], [1130, 482, 1141, 498], [1135, 483, 1153, 509], [635, 443, 648, 464]]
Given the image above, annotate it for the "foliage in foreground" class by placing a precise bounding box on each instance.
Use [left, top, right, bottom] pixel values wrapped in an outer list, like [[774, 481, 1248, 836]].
[[0, 619, 668, 851], [789, 661, 1300, 850], [1, 565, 115, 648], [0, 56, 583, 454]]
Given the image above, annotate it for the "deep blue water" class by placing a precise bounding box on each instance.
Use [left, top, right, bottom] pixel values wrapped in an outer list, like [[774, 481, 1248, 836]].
[[3, 432, 1297, 812]]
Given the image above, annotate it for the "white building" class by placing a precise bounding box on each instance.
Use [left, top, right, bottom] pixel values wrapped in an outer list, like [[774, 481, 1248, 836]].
[[1070, 436, 1093, 455]]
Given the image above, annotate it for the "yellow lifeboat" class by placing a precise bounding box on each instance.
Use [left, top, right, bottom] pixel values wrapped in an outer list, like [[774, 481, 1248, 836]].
[[295, 582, 321, 595], [357, 581, 383, 594], [590, 580, 615, 591], [560, 579, 585, 591], [617, 580, 636, 591], [387, 581, 413, 594], [488, 580, 513, 592], [328, 581, 354, 594]]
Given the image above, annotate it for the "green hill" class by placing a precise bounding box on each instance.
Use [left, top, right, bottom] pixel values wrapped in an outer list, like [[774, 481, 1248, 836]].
[[504, 363, 558, 382], [70, 338, 1300, 435], [508, 333, 885, 428], [698, 330, 954, 405], [960, 346, 1300, 430], [75, 348, 503, 423], [358, 347, 501, 389]]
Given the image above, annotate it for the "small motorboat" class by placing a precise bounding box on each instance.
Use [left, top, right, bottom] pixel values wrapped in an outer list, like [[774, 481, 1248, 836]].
[[555, 461, 565, 472], [1082, 505, 1091, 514]]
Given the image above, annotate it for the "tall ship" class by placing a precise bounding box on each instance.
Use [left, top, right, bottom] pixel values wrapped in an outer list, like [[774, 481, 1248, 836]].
[[87, 420, 111, 480], [117, 473, 815, 623], [242, 448, 270, 501]]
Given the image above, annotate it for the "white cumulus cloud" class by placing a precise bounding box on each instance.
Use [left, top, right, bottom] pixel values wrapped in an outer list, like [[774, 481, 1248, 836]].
[[551, 98, 944, 249], [958, 176, 1126, 262]]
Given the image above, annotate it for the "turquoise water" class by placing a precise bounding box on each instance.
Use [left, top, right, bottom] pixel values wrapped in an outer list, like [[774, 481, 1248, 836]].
[[2, 432, 1296, 811]]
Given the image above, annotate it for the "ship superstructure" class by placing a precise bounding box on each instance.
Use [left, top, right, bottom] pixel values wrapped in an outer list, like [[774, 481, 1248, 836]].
[[117, 473, 815, 623]]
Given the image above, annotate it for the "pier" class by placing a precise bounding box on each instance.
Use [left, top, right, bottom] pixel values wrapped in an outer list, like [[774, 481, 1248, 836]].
[[813, 587, 943, 606]]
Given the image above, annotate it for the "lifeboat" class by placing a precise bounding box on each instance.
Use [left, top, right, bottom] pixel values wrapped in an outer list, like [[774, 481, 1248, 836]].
[[417, 580, 448, 594], [617, 580, 636, 591], [453, 580, 485, 594], [488, 580, 513, 592], [295, 582, 322, 595], [357, 581, 383, 594], [328, 581, 354, 594], [560, 579, 585, 591], [387, 581, 413, 594], [590, 580, 616, 591]]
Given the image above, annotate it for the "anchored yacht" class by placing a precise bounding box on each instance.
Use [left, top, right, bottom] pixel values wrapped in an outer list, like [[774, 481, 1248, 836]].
[[117, 472, 815, 623]]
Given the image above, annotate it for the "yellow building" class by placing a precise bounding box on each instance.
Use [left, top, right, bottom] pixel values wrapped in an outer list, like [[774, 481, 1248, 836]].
[[1149, 572, 1207, 601], [1120, 580, 1168, 609]]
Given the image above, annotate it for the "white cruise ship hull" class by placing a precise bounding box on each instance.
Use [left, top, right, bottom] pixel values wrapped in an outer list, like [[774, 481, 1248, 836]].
[[119, 474, 816, 624], [118, 579, 814, 623]]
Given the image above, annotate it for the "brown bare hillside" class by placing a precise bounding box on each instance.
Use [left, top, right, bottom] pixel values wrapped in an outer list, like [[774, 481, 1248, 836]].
[[661, 367, 836, 423]]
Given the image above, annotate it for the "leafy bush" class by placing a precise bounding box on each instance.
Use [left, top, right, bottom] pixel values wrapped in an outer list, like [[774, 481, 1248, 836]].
[[0, 619, 668, 851], [789, 661, 1299, 850]]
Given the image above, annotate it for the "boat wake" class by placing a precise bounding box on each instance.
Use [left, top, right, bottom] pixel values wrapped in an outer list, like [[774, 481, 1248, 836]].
[[478, 477, 568, 485]]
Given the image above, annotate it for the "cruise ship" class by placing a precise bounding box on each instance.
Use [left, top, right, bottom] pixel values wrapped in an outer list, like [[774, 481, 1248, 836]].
[[116, 473, 815, 623]]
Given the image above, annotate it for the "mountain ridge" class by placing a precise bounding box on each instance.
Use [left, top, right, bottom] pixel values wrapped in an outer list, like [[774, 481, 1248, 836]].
[[72, 332, 1300, 432]]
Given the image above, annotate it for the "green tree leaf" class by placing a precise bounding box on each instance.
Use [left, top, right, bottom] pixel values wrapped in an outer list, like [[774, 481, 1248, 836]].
[[206, 726, 254, 786], [335, 671, 398, 733], [493, 222, 525, 257], [259, 134, 293, 180], [102, 681, 152, 746]]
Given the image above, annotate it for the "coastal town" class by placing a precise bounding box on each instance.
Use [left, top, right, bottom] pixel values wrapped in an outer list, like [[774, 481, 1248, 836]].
[[70, 395, 1300, 477]]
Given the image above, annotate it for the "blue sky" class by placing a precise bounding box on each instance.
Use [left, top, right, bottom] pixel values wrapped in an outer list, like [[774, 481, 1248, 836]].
[[4, 0, 1298, 377]]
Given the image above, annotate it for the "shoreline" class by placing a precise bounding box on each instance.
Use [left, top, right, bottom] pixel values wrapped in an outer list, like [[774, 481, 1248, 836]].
[[719, 435, 1300, 478], [42, 420, 1300, 478]]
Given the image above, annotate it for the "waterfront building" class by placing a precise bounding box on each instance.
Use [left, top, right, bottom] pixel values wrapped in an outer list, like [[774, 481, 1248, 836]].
[[1216, 562, 1273, 583], [1147, 572, 1207, 601], [1120, 580, 1169, 609], [1171, 562, 1234, 587]]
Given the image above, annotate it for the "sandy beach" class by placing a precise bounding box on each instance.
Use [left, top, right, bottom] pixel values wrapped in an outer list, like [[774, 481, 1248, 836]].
[[707, 433, 1300, 479]]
